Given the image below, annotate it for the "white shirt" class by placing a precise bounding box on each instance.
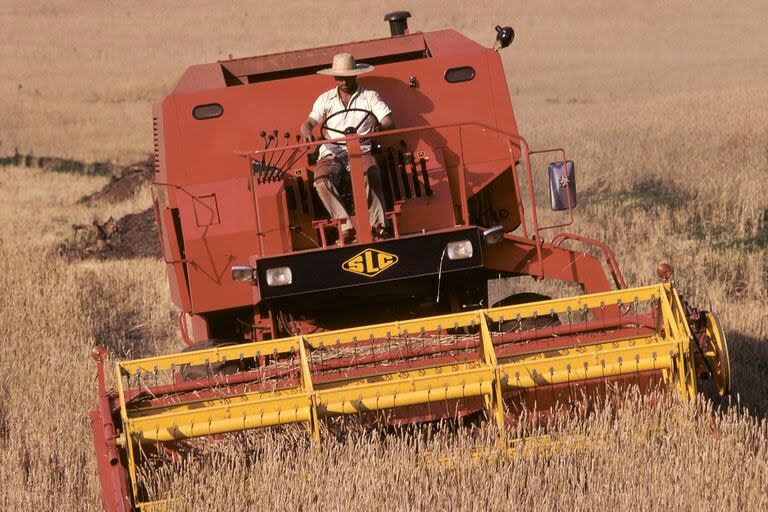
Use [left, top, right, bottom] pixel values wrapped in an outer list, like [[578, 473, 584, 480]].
[[308, 87, 392, 161]]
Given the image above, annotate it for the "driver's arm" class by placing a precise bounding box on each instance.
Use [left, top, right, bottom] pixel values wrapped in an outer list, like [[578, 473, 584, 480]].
[[302, 93, 327, 142], [300, 117, 317, 143], [378, 114, 395, 132]]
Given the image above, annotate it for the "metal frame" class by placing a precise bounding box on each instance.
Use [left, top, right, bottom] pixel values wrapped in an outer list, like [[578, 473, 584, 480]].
[[100, 282, 697, 510], [236, 121, 576, 275], [90, 21, 732, 512]]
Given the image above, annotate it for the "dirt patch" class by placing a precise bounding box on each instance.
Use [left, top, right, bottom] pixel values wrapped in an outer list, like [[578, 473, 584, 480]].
[[79, 154, 154, 204], [47, 154, 160, 261], [59, 208, 161, 260]]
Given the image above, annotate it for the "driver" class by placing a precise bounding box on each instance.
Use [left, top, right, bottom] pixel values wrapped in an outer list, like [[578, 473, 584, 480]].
[[300, 53, 395, 243]]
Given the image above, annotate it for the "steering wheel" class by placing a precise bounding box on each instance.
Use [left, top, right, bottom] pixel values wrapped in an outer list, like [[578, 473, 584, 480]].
[[320, 108, 377, 142]]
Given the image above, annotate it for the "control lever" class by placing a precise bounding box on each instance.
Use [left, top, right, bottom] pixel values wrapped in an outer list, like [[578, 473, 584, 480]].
[[419, 156, 433, 196], [278, 135, 307, 181], [265, 130, 279, 169], [259, 130, 268, 166], [397, 140, 411, 198], [406, 151, 421, 196], [267, 132, 291, 182]]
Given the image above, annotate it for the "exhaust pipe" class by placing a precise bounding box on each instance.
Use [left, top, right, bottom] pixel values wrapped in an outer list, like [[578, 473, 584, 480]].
[[384, 11, 411, 36]]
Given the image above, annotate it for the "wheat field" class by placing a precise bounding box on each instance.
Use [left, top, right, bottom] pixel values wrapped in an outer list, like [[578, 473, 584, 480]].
[[1, 1, 766, 510]]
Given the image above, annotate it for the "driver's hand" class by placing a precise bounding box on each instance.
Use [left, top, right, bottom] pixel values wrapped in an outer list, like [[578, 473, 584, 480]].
[[300, 127, 315, 143]]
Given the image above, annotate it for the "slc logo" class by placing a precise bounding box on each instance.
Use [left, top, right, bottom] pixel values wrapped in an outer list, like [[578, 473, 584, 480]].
[[342, 248, 399, 278]]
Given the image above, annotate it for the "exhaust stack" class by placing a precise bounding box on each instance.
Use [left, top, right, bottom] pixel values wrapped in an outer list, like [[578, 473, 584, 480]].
[[384, 11, 411, 36]]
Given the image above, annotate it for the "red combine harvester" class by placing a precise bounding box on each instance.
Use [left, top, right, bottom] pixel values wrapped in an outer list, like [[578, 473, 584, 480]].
[[90, 12, 731, 511]]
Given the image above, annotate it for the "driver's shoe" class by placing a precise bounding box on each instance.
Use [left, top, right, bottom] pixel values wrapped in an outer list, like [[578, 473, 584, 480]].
[[339, 229, 356, 245], [372, 224, 391, 240]]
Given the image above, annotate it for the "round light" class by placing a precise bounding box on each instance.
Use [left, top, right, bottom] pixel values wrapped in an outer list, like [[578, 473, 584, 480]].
[[446, 240, 473, 260], [266, 266, 293, 287]]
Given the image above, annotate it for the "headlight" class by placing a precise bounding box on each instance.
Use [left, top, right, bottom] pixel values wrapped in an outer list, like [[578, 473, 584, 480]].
[[266, 266, 293, 287], [446, 240, 473, 260], [231, 265, 256, 282]]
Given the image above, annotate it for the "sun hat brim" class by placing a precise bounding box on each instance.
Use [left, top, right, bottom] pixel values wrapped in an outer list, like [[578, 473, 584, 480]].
[[317, 63, 374, 76]]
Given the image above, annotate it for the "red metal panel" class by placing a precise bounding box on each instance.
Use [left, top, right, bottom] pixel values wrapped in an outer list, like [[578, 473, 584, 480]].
[[159, 207, 191, 311], [484, 49, 520, 159], [182, 233, 257, 312], [253, 181, 293, 255], [485, 235, 614, 293], [170, 53, 514, 186], [220, 33, 427, 81], [422, 29, 486, 55], [170, 62, 228, 94], [160, 41, 523, 314], [389, 146, 457, 233], [505, 370, 666, 422], [90, 410, 130, 512], [347, 138, 372, 243], [171, 178, 261, 312], [191, 194, 220, 226]]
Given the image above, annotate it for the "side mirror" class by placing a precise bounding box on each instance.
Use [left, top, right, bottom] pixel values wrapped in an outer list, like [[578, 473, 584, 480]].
[[548, 160, 576, 211]]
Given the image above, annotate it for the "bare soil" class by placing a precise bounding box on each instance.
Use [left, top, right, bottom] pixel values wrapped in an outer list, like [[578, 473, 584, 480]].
[[59, 208, 160, 260], [56, 155, 160, 260], [78, 154, 154, 204]]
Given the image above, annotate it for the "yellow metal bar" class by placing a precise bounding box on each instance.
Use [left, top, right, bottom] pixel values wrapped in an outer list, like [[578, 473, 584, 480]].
[[127, 386, 311, 441], [659, 291, 681, 341], [137, 500, 171, 512], [305, 310, 484, 347], [119, 337, 300, 375], [118, 311, 485, 376], [478, 314, 506, 437], [667, 283, 697, 398], [658, 289, 693, 399], [498, 337, 675, 386], [115, 282, 702, 512], [118, 285, 667, 377], [297, 336, 320, 445], [316, 364, 494, 415], [485, 284, 663, 323], [115, 365, 140, 504], [124, 335, 675, 443]]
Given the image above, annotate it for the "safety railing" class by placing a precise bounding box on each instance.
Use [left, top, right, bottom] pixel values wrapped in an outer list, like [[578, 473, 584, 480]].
[[234, 121, 575, 263]]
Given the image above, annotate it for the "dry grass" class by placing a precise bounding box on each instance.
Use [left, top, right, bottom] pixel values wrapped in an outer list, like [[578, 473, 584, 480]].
[[1, 1, 767, 510], [138, 396, 768, 511], [2, 0, 767, 161]]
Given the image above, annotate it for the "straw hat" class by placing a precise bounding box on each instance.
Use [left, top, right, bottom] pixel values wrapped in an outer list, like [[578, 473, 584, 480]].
[[317, 53, 374, 76]]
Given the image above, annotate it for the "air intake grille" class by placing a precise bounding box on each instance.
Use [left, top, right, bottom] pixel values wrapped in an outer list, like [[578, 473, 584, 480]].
[[152, 116, 160, 173]]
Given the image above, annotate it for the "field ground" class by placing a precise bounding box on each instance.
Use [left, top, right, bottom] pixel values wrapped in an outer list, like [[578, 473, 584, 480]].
[[1, 1, 766, 510]]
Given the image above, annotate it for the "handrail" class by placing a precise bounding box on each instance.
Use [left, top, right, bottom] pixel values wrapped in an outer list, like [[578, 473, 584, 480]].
[[233, 121, 576, 273], [235, 121, 513, 158], [550, 232, 627, 289]]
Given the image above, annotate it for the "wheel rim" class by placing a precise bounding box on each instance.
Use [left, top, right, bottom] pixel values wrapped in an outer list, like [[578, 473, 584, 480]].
[[704, 312, 731, 396]]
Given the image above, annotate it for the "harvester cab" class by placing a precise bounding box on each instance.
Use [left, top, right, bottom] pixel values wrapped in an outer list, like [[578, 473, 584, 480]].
[[90, 12, 731, 512]]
